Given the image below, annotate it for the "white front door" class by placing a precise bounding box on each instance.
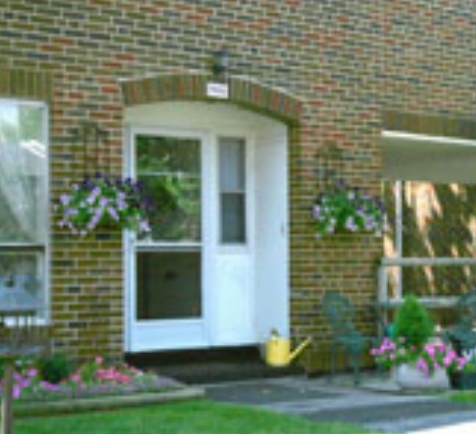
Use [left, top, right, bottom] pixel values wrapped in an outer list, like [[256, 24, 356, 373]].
[[126, 128, 255, 351], [128, 130, 209, 351]]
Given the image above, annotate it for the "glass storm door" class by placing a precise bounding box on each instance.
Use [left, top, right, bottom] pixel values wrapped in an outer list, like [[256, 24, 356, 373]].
[[129, 131, 208, 351]]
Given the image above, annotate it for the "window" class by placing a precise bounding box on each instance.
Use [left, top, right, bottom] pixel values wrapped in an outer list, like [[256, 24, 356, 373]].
[[0, 99, 48, 314], [135, 135, 201, 243], [134, 134, 203, 320], [219, 137, 246, 244]]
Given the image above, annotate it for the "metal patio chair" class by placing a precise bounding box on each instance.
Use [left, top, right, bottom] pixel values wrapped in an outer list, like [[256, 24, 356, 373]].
[[322, 291, 375, 384], [445, 289, 476, 355]]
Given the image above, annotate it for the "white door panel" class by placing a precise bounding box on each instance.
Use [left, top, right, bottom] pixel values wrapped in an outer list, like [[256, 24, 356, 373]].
[[210, 255, 254, 345]]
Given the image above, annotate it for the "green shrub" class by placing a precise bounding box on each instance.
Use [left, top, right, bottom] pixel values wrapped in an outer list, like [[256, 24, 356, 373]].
[[38, 353, 72, 384], [394, 295, 434, 348]]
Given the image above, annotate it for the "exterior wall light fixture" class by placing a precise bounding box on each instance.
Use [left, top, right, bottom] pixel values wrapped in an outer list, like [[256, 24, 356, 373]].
[[212, 49, 230, 80]]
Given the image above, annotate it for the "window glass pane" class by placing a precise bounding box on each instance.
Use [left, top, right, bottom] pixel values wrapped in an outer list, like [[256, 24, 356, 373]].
[[219, 138, 246, 244], [0, 252, 45, 309], [221, 194, 246, 243], [136, 136, 200, 174], [219, 138, 245, 192], [0, 101, 47, 243], [136, 251, 201, 320], [136, 135, 201, 242]]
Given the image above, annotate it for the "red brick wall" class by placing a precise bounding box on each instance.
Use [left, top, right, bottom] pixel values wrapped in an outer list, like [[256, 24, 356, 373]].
[[1, 0, 476, 369]]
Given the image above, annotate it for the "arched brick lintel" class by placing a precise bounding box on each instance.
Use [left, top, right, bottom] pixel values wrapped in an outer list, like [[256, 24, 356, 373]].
[[120, 74, 302, 125]]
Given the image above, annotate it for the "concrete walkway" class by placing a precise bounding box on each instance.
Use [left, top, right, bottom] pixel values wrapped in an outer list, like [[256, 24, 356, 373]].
[[205, 374, 476, 433]]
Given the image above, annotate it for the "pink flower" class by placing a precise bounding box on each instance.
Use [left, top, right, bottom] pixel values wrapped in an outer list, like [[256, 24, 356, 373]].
[[416, 358, 429, 375], [27, 368, 38, 378], [118, 374, 131, 384], [95, 357, 104, 365], [70, 373, 81, 384], [443, 351, 457, 367], [12, 385, 21, 399], [425, 345, 435, 358]]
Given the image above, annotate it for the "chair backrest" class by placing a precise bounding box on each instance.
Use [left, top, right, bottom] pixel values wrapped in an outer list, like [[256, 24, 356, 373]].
[[456, 289, 476, 328], [322, 291, 356, 336]]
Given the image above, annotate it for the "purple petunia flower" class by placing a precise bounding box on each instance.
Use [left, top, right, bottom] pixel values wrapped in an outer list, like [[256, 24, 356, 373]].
[[60, 194, 71, 205], [99, 197, 109, 207], [139, 220, 151, 232], [108, 207, 119, 221]]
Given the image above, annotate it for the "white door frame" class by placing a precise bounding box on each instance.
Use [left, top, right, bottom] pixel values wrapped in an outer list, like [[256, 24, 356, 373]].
[[122, 102, 290, 353]]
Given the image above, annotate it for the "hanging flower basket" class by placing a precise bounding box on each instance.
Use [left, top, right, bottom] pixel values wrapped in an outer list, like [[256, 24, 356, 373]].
[[56, 173, 152, 237], [312, 182, 384, 238]]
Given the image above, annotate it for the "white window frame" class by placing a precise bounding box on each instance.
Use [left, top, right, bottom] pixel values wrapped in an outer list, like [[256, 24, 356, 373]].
[[215, 132, 254, 253], [0, 98, 50, 322]]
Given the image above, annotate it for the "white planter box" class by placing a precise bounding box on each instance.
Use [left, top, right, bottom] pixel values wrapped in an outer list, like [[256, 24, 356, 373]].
[[395, 363, 449, 392]]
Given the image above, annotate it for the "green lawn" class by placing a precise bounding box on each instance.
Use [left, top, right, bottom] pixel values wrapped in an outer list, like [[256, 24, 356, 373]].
[[16, 400, 380, 434], [449, 390, 476, 406]]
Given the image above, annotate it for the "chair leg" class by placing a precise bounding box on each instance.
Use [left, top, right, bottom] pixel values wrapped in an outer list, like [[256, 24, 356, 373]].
[[349, 351, 361, 385], [330, 344, 336, 383]]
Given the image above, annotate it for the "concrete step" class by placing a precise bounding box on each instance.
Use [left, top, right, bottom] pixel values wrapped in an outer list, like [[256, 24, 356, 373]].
[[126, 346, 304, 384]]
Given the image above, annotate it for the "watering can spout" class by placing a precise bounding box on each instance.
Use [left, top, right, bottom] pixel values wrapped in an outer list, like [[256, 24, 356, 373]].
[[289, 336, 312, 363], [264, 331, 312, 367]]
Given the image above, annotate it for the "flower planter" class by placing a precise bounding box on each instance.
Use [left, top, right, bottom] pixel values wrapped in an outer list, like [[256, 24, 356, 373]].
[[14, 387, 204, 418], [395, 363, 450, 392], [449, 371, 476, 390]]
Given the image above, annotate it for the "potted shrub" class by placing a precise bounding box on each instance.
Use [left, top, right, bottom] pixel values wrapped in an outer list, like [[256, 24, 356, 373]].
[[371, 296, 461, 391], [371, 337, 462, 392], [393, 295, 434, 348]]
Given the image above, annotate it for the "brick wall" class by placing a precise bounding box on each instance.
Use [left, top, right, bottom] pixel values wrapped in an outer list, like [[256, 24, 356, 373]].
[[1, 0, 475, 369]]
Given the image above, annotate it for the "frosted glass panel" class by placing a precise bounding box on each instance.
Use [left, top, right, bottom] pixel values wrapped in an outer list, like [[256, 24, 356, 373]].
[[219, 137, 246, 244], [221, 194, 246, 243], [219, 138, 245, 192]]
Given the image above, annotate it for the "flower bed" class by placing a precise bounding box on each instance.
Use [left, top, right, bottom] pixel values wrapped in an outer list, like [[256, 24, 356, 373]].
[[0, 356, 204, 417], [1, 357, 182, 403]]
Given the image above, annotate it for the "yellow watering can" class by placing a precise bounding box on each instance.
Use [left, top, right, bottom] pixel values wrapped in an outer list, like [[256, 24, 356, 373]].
[[265, 329, 312, 368]]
